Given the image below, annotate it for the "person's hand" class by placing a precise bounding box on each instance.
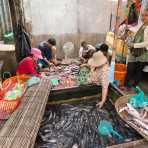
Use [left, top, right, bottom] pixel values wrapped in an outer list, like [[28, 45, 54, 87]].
[[49, 62, 55, 67], [96, 101, 105, 108], [127, 42, 134, 48], [80, 58, 87, 63], [42, 67, 50, 72]]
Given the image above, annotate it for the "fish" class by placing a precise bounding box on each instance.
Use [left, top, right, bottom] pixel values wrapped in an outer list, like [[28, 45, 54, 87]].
[[36, 99, 142, 148], [72, 144, 79, 148], [48, 139, 57, 143], [64, 131, 74, 138], [126, 103, 141, 119]]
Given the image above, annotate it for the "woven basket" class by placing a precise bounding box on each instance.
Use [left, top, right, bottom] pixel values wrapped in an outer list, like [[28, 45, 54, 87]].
[[0, 75, 29, 113], [2, 75, 30, 88], [0, 99, 21, 112], [115, 95, 148, 141]]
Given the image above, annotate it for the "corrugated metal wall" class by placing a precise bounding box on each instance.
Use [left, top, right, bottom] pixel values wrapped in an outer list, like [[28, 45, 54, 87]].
[[0, 0, 13, 40]]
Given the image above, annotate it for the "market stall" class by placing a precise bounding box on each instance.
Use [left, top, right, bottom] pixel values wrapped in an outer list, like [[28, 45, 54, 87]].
[[33, 63, 148, 148], [0, 0, 147, 147]]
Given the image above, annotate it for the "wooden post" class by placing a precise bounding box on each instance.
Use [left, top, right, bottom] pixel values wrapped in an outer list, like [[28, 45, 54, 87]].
[[109, 0, 122, 82], [8, 0, 18, 62], [8, 0, 18, 37], [8, 0, 23, 62], [112, 0, 122, 60]]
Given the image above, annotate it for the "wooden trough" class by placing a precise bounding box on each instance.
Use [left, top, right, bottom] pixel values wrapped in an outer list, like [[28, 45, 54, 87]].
[[49, 83, 124, 103], [48, 84, 148, 148]]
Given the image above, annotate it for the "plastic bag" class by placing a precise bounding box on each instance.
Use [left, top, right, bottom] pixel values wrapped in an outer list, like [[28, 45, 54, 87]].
[[98, 120, 123, 140], [50, 78, 59, 86], [129, 86, 148, 108], [27, 76, 40, 87]]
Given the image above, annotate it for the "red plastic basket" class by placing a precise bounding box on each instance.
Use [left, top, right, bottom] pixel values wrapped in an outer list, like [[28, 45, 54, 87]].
[[0, 99, 21, 112], [2, 75, 30, 88], [0, 75, 29, 112], [0, 110, 11, 120]]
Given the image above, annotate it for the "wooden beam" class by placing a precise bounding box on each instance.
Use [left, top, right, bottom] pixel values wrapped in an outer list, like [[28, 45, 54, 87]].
[[8, 0, 24, 62], [8, 0, 18, 36]]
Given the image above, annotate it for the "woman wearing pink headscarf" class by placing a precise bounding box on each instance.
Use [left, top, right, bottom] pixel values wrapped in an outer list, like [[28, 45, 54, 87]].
[[16, 48, 44, 77]]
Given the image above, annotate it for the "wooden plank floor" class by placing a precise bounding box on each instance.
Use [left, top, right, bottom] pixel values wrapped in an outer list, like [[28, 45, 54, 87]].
[[0, 78, 51, 148]]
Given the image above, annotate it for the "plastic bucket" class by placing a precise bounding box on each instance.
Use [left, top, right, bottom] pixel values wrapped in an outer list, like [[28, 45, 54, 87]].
[[114, 64, 127, 87]]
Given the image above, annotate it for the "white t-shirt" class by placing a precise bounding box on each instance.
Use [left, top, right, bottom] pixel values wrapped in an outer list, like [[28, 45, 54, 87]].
[[79, 44, 95, 58]]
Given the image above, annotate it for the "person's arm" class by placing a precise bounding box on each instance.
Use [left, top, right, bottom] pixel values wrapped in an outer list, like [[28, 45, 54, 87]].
[[96, 65, 109, 108], [88, 44, 95, 51], [96, 87, 109, 108], [28, 60, 41, 77], [100, 86, 108, 106], [51, 46, 57, 64], [134, 27, 148, 49], [38, 59, 50, 72], [79, 47, 83, 58]]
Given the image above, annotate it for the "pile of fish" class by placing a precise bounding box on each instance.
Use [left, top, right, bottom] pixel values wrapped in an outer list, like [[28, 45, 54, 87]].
[[35, 99, 142, 148], [49, 65, 79, 76]]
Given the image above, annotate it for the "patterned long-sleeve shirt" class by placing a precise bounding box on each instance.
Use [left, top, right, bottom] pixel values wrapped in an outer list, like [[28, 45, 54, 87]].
[[90, 64, 109, 89]]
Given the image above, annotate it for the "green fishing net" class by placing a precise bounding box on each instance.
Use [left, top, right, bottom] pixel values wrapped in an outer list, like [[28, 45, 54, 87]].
[[77, 66, 90, 85]]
